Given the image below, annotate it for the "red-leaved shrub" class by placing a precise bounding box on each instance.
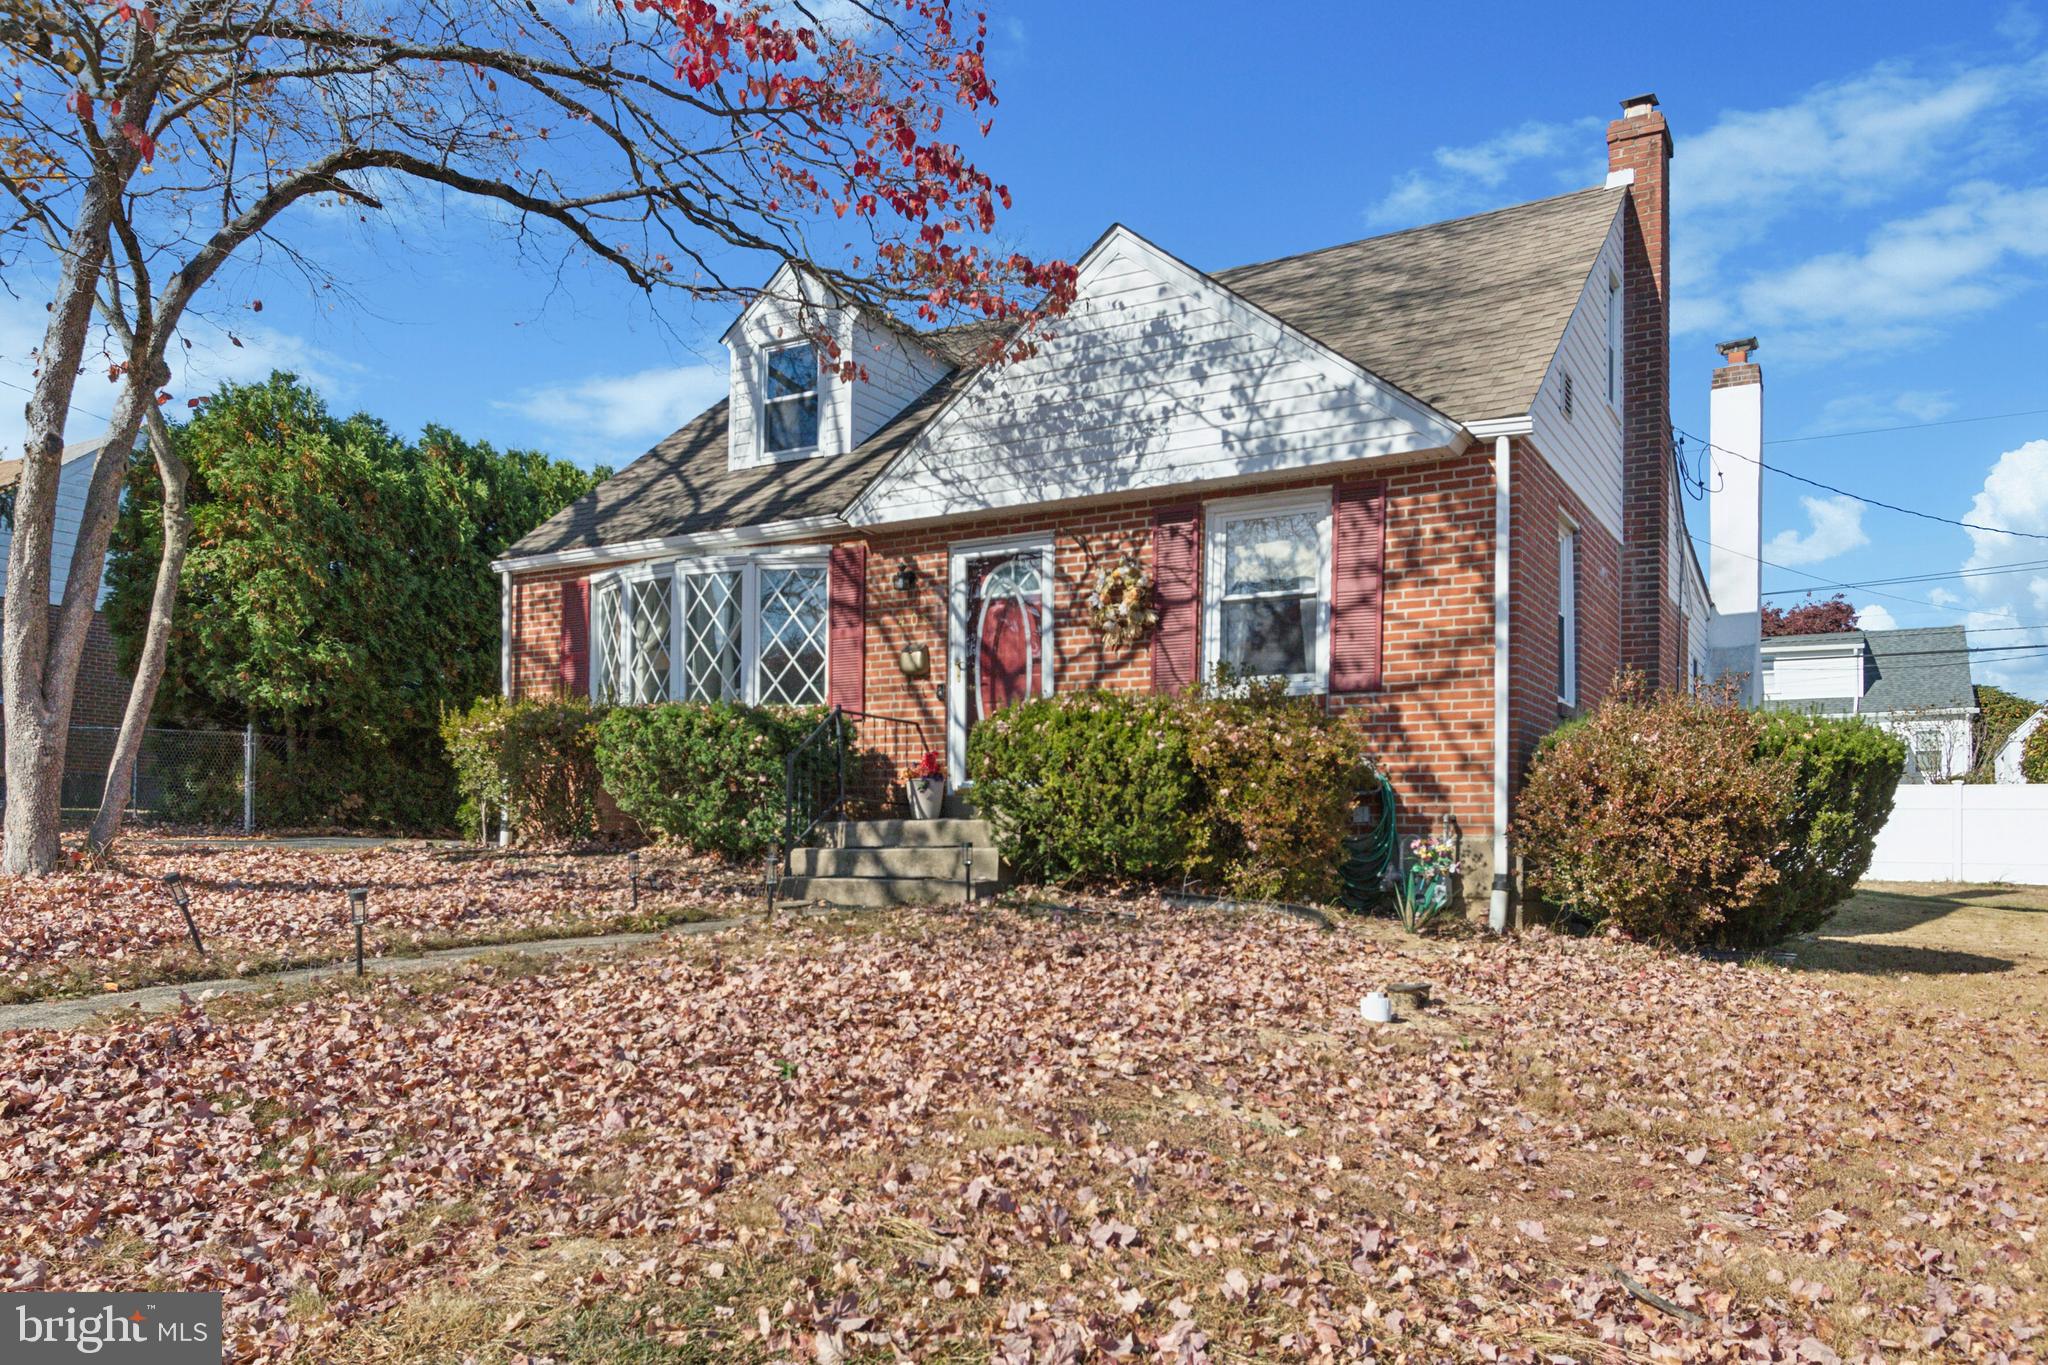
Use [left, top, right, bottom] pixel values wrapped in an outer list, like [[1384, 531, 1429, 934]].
[[1515, 675, 1792, 944]]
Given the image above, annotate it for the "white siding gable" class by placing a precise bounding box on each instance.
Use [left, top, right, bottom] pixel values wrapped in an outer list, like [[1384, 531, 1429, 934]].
[[724, 263, 947, 472], [847, 227, 1465, 526], [0, 443, 114, 608], [1762, 643, 1865, 703], [1528, 205, 1626, 539]]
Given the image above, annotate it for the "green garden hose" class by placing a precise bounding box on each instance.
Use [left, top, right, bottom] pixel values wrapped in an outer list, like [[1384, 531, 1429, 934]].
[[1339, 771, 1399, 913]]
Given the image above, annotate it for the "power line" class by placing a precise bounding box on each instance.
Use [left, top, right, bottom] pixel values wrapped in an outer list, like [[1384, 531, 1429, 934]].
[[1761, 557, 2048, 597], [1689, 530, 2029, 623], [0, 374, 117, 428], [1767, 405, 2048, 446], [1675, 424, 2048, 544]]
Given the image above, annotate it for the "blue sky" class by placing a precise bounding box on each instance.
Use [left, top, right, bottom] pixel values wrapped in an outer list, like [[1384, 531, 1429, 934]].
[[8, 1, 2048, 694]]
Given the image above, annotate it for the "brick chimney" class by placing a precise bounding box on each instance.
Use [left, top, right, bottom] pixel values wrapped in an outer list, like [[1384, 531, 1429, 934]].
[[1607, 93, 1680, 687], [1708, 338, 1763, 702]]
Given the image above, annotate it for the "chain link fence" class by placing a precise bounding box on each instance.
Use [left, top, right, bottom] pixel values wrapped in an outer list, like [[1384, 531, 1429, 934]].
[[1, 724, 290, 831]]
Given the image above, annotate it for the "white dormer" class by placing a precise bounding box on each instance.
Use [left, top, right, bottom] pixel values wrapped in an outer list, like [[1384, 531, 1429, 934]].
[[723, 263, 950, 473]]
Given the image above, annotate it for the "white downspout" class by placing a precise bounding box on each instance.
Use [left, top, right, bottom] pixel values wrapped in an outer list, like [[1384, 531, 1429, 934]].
[[1490, 435, 1512, 934], [499, 570, 514, 698]]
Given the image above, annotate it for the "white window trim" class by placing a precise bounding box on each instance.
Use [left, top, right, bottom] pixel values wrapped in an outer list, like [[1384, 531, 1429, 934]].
[[1200, 489, 1333, 697], [591, 546, 832, 707], [759, 341, 821, 462], [1557, 522, 1579, 708], [946, 532, 1057, 782], [1606, 274, 1623, 410]]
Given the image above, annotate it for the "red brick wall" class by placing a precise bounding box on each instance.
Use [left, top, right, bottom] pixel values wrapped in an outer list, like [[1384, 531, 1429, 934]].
[[1507, 446, 1623, 788], [504, 569, 588, 701], [0, 602, 130, 732], [509, 451, 1504, 860], [1607, 102, 1683, 690]]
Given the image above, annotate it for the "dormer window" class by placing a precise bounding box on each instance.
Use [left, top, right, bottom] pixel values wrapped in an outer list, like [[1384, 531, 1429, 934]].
[[762, 343, 820, 456]]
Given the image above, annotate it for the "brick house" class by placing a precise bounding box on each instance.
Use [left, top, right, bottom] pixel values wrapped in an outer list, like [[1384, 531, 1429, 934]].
[[495, 95, 1754, 921], [0, 437, 132, 735]]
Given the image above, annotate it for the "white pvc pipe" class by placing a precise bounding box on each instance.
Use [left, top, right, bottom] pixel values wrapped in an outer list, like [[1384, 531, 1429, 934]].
[[1490, 435, 1512, 934]]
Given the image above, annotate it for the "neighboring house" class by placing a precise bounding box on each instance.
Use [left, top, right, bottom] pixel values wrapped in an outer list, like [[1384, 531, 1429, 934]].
[[0, 437, 131, 731], [1760, 625, 1978, 781], [1994, 707, 2046, 784], [495, 94, 1757, 916]]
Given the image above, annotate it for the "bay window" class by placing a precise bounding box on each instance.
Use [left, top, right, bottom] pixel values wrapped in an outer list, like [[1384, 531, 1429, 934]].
[[593, 553, 829, 706], [1202, 492, 1331, 694]]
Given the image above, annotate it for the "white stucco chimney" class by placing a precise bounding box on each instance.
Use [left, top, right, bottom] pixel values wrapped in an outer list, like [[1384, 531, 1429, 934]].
[[1707, 337, 1763, 702]]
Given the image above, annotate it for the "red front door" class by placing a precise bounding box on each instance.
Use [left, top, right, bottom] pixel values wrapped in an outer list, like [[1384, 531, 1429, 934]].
[[966, 551, 1046, 733]]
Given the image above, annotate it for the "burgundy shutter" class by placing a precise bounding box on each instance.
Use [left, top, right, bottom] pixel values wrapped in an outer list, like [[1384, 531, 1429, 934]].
[[559, 577, 591, 697], [1330, 481, 1387, 692], [1151, 505, 1201, 694], [827, 542, 867, 712]]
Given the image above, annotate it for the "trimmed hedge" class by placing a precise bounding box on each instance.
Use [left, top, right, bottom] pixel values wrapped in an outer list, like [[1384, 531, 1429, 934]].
[[594, 702, 835, 858], [1177, 680, 1376, 902], [2026, 719, 2048, 785], [1516, 677, 1907, 948], [441, 697, 605, 843], [967, 692, 1199, 885], [966, 681, 1376, 900], [1738, 712, 1905, 944]]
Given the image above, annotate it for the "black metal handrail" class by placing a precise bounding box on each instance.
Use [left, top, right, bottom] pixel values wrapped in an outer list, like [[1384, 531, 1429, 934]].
[[766, 705, 939, 909]]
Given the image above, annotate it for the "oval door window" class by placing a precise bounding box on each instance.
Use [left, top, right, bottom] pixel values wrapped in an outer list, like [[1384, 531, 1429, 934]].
[[970, 553, 1045, 725]]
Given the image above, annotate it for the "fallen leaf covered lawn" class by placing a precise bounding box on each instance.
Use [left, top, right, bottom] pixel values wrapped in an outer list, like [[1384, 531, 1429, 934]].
[[0, 845, 755, 1003], [2, 903, 2044, 1362]]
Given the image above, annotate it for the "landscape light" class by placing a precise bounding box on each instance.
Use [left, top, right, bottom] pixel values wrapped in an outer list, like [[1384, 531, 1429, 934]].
[[347, 888, 369, 977], [163, 872, 204, 956], [627, 851, 641, 911]]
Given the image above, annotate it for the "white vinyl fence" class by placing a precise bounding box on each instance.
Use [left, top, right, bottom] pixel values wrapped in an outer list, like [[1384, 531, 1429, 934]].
[[1864, 784, 2048, 885]]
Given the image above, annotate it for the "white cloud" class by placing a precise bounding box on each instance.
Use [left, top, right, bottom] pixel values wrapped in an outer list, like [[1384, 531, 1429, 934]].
[[1802, 388, 1957, 435], [1856, 602, 1900, 630], [1357, 51, 2048, 361], [1998, 3, 2044, 47], [1696, 181, 2048, 357], [1364, 119, 1598, 228], [1957, 438, 2048, 694], [1929, 586, 1962, 606], [1765, 494, 1870, 566], [499, 363, 727, 447]]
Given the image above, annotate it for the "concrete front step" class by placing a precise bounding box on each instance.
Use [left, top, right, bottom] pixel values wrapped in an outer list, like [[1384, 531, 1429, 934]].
[[776, 875, 987, 908], [824, 818, 991, 849], [788, 844, 1001, 881]]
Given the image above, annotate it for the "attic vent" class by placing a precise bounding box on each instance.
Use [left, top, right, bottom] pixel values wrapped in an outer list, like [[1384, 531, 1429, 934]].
[[1561, 370, 1575, 420]]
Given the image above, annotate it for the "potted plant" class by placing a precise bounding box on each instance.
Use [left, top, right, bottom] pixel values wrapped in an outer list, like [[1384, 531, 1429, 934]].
[[905, 749, 946, 820]]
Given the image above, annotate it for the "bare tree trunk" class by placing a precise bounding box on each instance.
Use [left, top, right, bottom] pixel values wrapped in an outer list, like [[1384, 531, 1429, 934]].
[[88, 404, 191, 853]]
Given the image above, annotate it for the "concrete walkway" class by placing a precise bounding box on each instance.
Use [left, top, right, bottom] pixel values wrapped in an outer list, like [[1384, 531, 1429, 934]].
[[128, 835, 472, 853], [0, 917, 751, 1032]]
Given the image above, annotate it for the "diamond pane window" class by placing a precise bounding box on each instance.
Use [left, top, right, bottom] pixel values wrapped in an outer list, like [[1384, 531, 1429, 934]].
[[593, 579, 625, 703], [680, 570, 744, 701], [762, 344, 819, 454], [756, 565, 827, 704], [625, 576, 673, 703]]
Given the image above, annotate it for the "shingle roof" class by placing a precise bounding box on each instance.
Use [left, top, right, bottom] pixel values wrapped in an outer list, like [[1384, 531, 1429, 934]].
[[0, 437, 116, 491], [506, 187, 1625, 559], [1761, 625, 1977, 714], [1862, 626, 1976, 712], [1214, 186, 1626, 423]]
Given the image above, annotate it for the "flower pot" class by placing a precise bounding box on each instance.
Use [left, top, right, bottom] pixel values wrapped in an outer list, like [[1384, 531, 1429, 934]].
[[906, 776, 945, 820]]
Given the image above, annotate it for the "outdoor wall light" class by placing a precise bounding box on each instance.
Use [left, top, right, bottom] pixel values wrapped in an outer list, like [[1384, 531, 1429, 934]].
[[893, 559, 919, 595], [898, 644, 931, 679], [163, 872, 204, 956]]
